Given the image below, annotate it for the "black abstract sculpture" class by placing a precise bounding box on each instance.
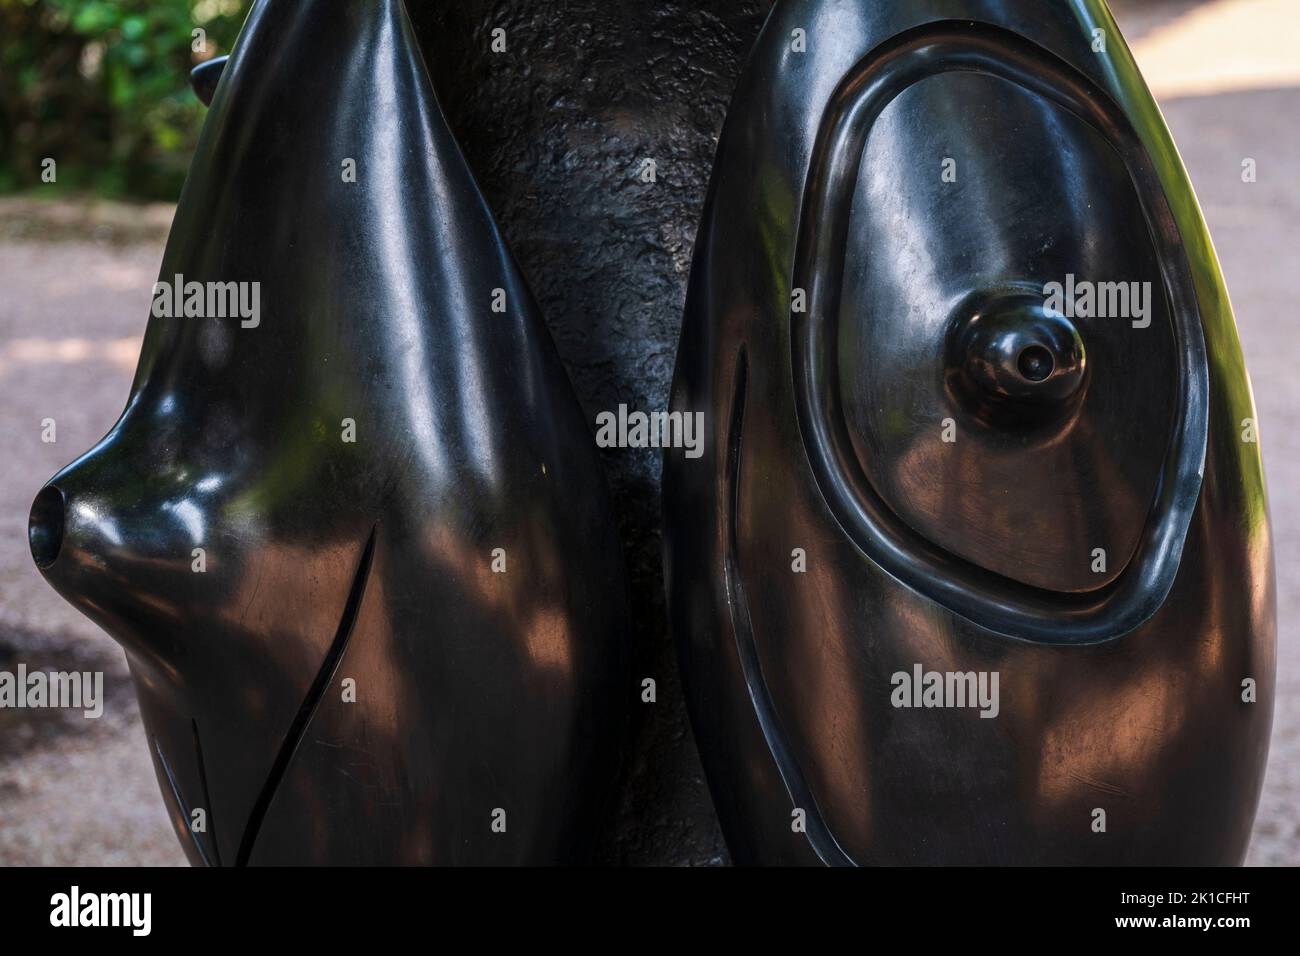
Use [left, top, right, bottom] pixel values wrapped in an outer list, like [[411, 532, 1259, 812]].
[[27, 0, 1276, 869], [29, 0, 626, 865], [664, 0, 1275, 864], [407, 0, 775, 863]]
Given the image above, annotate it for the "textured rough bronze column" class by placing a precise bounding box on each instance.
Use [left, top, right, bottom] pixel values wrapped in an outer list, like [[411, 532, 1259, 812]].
[[409, 0, 775, 864], [663, 0, 1275, 864]]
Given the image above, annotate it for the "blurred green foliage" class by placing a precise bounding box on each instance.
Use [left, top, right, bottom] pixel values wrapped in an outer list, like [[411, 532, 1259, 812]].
[[0, 0, 252, 200]]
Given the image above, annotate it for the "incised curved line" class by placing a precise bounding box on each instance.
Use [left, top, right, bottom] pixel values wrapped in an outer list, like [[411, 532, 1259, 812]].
[[153, 737, 214, 867], [723, 349, 857, 866], [192, 718, 222, 866], [235, 524, 379, 866]]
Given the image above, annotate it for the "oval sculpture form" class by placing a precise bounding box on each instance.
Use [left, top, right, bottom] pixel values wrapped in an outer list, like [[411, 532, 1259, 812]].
[[28, 0, 627, 865], [664, 0, 1274, 864]]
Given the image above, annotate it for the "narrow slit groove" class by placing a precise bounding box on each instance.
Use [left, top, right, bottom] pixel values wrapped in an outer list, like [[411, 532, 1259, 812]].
[[192, 718, 222, 866], [154, 736, 213, 867], [723, 348, 856, 866], [235, 523, 379, 866]]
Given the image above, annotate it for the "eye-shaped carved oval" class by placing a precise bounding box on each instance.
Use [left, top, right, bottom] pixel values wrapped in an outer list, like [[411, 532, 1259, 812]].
[[791, 22, 1208, 644], [844, 71, 1181, 594]]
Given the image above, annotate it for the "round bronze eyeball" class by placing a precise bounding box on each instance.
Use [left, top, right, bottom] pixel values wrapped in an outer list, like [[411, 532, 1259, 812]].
[[944, 286, 1088, 427]]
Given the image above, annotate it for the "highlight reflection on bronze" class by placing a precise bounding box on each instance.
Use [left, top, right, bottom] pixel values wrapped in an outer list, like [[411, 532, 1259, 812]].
[[665, 1, 1273, 865], [28, 0, 627, 865]]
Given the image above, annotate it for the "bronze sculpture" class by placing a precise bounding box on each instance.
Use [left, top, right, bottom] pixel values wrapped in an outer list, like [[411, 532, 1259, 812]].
[[663, 0, 1275, 864], [27, 0, 1274, 867], [29, 0, 627, 865]]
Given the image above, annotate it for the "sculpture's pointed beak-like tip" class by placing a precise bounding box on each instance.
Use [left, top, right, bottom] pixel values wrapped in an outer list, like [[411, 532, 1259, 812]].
[[29, 483, 66, 572], [190, 55, 228, 107]]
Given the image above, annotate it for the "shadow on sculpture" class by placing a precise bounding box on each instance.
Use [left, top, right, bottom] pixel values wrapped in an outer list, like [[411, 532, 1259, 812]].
[[27, 0, 1277, 869], [29, 0, 627, 865], [664, 0, 1274, 864]]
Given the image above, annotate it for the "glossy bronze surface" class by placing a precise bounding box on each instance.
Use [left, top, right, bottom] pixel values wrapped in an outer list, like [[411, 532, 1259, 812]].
[[189, 55, 226, 108], [30, 0, 626, 865], [410, 0, 774, 864], [665, 0, 1274, 863]]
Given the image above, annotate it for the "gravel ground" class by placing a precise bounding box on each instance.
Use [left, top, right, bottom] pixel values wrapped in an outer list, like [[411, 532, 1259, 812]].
[[0, 0, 1295, 866]]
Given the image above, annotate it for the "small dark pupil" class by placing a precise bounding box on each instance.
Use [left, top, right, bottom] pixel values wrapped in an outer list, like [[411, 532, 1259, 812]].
[[1017, 344, 1053, 382]]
